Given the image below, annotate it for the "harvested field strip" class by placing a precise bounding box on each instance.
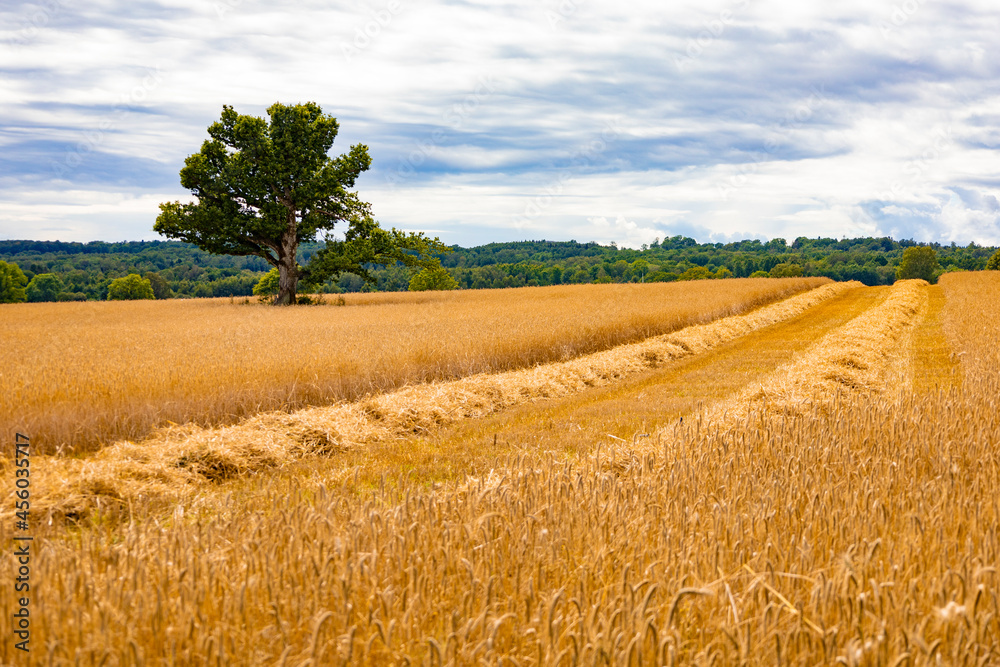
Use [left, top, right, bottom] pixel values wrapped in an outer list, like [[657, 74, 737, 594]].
[[2, 278, 826, 454], [909, 285, 961, 394], [688, 279, 927, 431], [12, 281, 857, 522], [347, 281, 861, 436], [304, 283, 886, 490]]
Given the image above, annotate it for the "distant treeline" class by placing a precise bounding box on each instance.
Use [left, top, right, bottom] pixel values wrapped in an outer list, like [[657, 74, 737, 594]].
[[0, 235, 997, 300]]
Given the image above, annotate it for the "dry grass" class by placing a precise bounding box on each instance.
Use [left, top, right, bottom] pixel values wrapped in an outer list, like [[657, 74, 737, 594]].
[[3, 274, 1000, 665], [7, 281, 853, 524], [939, 270, 1000, 385], [0, 278, 825, 455]]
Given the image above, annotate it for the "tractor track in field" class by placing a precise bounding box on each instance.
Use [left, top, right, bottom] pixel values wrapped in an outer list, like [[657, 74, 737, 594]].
[[674, 279, 927, 441]]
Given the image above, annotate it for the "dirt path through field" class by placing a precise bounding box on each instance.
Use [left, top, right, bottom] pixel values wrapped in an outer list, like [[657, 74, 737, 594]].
[[304, 285, 890, 486]]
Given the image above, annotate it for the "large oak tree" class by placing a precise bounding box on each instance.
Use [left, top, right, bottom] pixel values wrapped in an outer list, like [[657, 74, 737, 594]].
[[155, 102, 448, 304]]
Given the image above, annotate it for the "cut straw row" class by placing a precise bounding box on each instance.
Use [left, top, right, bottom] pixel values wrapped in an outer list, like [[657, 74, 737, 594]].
[[680, 278, 928, 434]]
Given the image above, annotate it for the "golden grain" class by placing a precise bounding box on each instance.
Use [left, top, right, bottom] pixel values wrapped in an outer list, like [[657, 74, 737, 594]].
[[2, 274, 999, 665]]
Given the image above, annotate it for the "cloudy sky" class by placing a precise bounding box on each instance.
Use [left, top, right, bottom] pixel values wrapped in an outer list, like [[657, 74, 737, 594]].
[[2, 0, 999, 247]]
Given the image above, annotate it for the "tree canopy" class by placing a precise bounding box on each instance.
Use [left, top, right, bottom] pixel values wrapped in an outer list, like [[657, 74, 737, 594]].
[[769, 262, 803, 278], [155, 101, 447, 304], [0, 260, 28, 303], [144, 271, 173, 299], [987, 249, 1000, 271], [895, 246, 940, 283], [309, 214, 450, 288], [107, 274, 155, 300], [26, 273, 64, 302], [2, 236, 997, 300], [409, 264, 459, 291]]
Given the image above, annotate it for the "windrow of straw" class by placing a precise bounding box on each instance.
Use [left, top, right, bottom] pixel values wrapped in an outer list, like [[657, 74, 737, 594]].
[[10, 281, 857, 522], [676, 279, 927, 434]]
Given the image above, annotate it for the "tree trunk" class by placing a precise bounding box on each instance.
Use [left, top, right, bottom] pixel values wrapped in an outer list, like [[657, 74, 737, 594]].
[[273, 230, 298, 306]]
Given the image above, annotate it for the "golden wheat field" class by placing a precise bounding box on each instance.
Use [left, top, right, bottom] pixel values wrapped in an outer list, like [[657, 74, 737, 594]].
[[2, 273, 1000, 665], [0, 278, 823, 455]]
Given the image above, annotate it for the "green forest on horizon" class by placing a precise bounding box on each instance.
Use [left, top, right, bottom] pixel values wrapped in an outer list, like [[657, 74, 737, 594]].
[[0, 235, 996, 302]]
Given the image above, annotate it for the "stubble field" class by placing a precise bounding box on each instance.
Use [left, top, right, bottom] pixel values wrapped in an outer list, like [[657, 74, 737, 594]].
[[1, 273, 999, 665]]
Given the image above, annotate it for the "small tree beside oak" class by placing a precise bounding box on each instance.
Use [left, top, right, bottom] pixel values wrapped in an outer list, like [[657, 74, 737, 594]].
[[896, 246, 940, 283], [409, 265, 458, 291]]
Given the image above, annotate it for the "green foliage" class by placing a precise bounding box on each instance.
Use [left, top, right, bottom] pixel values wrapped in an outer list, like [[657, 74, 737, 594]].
[[631, 259, 649, 281], [0, 260, 29, 303], [714, 266, 733, 279], [155, 101, 390, 305], [253, 268, 280, 297], [26, 273, 65, 302], [769, 263, 803, 278], [144, 272, 172, 299], [987, 249, 1000, 271], [896, 246, 940, 283], [749, 270, 769, 278], [107, 274, 155, 300], [308, 214, 452, 289], [2, 236, 999, 296], [678, 266, 713, 281], [409, 264, 459, 291]]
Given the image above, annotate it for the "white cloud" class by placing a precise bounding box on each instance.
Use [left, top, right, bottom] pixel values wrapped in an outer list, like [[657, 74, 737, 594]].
[[583, 216, 664, 249], [1, 0, 999, 245]]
